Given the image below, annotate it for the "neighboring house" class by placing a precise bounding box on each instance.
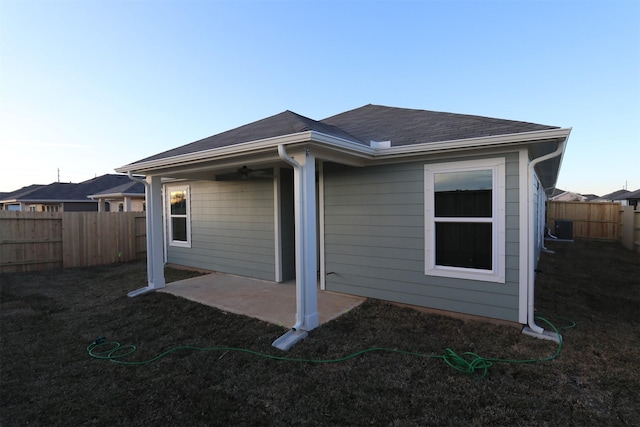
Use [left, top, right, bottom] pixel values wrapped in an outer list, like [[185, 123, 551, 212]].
[[0, 174, 138, 212], [88, 180, 146, 212], [619, 189, 640, 209], [549, 188, 587, 202], [116, 104, 571, 347], [0, 185, 46, 211], [581, 194, 600, 201], [592, 189, 631, 205]]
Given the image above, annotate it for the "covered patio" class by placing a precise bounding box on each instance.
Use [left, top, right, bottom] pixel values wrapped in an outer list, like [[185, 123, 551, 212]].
[[158, 272, 365, 328]]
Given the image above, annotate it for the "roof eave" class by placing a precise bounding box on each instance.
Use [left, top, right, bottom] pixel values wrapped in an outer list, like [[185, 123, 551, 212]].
[[3, 199, 95, 203], [88, 193, 146, 199], [115, 131, 318, 174], [372, 128, 572, 159], [115, 131, 372, 174], [115, 127, 571, 175]]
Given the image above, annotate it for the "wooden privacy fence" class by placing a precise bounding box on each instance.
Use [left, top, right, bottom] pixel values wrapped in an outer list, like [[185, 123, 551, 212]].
[[547, 201, 640, 253], [0, 211, 147, 274], [547, 201, 620, 240]]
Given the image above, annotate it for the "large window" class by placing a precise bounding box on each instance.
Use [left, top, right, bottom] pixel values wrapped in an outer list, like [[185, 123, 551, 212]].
[[167, 185, 191, 247], [425, 158, 505, 282]]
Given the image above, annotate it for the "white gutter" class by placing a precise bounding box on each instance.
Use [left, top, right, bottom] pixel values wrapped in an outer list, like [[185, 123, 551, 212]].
[[115, 128, 572, 175], [522, 140, 566, 342], [371, 128, 573, 158], [276, 145, 305, 331], [115, 132, 327, 174]]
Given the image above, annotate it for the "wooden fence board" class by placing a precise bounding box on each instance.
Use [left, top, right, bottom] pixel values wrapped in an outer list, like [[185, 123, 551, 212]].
[[547, 201, 620, 240], [0, 211, 63, 273], [62, 212, 146, 268], [619, 206, 640, 253], [0, 211, 146, 273]]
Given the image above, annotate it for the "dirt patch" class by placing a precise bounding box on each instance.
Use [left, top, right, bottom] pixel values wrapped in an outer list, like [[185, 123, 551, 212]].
[[1, 239, 639, 425]]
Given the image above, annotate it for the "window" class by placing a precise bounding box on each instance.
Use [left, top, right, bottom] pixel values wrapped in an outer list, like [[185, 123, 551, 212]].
[[167, 185, 191, 247], [425, 158, 505, 283]]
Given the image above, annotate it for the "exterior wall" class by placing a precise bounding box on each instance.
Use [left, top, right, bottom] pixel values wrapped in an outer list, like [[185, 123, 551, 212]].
[[166, 179, 276, 281], [130, 199, 145, 212], [323, 151, 522, 322], [279, 169, 296, 281], [532, 174, 545, 267]]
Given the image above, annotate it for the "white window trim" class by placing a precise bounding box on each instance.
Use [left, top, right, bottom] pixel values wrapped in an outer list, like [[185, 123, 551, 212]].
[[166, 184, 191, 248], [424, 158, 506, 283]]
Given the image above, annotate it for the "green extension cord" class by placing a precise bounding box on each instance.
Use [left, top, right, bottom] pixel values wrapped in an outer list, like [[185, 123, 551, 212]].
[[86, 316, 572, 378]]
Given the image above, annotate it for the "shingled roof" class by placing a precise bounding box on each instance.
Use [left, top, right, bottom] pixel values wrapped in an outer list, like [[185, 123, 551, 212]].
[[323, 104, 559, 147], [89, 180, 145, 197], [131, 104, 559, 165], [1, 175, 135, 202], [134, 110, 364, 164]]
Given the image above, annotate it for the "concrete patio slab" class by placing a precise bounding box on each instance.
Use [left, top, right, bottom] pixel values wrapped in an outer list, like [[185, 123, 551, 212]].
[[158, 272, 365, 328]]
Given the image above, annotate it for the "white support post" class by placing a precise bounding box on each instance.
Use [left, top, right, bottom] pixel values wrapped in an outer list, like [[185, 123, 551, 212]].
[[297, 149, 319, 330], [147, 175, 165, 289], [128, 175, 165, 297], [272, 146, 319, 350], [123, 196, 132, 212]]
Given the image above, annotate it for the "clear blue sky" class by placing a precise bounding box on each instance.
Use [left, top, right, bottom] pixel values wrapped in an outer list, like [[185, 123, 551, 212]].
[[1, 0, 638, 196]]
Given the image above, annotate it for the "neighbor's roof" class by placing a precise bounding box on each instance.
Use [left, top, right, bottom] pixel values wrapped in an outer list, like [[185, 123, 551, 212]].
[[622, 188, 640, 199], [0, 184, 46, 201], [0, 174, 135, 203], [129, 104, 560, 165], [88, 180, 146, 198], [594, 189, 631, 201]]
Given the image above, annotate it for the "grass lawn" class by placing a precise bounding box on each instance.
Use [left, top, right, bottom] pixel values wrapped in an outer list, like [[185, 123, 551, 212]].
[[1, 239, 639, 426]]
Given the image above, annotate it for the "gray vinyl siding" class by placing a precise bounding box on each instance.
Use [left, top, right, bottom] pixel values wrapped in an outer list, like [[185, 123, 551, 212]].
[[323, 152, 522, 322], [532, 173, 545, 268], [279, 169, 296, 281], [167, 179, 276, 280]]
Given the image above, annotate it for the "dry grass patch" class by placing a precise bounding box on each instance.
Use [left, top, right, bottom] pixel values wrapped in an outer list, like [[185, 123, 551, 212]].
[[1, 239, 639, 425]]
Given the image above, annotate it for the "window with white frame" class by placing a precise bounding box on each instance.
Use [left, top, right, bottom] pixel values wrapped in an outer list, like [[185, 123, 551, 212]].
[[167, 185, 191, 247], [424, 158, 505, 283]]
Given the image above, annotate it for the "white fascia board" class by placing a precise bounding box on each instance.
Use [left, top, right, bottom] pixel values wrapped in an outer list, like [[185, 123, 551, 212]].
[[14, 199, 95, 203], [115, 127, 571, 174], [115, 132, 317, 174], [88, 193, 144, 199], [372, 128, 572, 159]]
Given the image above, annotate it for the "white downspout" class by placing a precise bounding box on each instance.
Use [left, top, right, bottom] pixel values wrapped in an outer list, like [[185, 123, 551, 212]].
[[277, 144, 305, 331], [524, 140, 565, 340]]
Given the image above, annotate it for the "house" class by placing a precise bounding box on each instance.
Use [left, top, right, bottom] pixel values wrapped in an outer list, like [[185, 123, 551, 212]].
[[581, 193, 600, 202], [549, 188, 587, 202], [88, 180, 146, 212], [619, 188, 640, 209], [0, 185, 46, 211], [592, 189, 631, 205], [116, 104, 571, 348], [0, 174, 139, 212]]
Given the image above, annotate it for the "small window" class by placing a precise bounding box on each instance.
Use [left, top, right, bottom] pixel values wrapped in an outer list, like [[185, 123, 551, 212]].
[[167, 185, 191, 247], [425, 158, 505, 283]]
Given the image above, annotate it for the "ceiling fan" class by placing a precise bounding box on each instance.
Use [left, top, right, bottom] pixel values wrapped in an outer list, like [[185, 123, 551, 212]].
[[215, 166, 275, 181]]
